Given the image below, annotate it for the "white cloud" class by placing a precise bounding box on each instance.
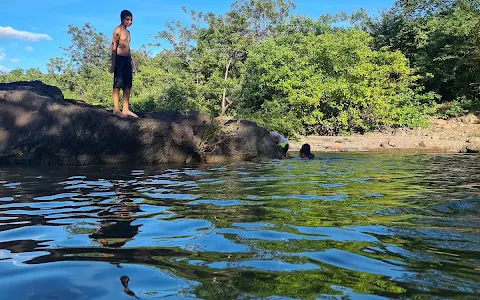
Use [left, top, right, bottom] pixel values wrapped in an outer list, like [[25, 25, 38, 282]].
[[11, 58, 20, 63], [0, 52, 5, 61], [0, 65, 10, 73], [25, 46, 34, 52], [0, 26, 52, 42]]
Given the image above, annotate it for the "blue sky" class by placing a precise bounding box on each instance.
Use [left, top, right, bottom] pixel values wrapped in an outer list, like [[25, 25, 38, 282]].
[[0, 0, 394, 73]]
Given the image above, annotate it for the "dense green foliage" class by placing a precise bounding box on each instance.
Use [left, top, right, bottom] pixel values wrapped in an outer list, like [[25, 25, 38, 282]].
[[242, 29, 435, 135], [362, 0, 480, 114], [1, 0, 477, 136]]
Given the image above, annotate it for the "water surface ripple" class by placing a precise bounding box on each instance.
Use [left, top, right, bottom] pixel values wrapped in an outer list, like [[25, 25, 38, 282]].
[[0, 153, 479, 299]]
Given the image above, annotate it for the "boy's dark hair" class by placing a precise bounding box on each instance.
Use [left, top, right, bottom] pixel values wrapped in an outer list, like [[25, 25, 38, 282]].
[[300, 143, 311, 155], [121, 10, 133, 21]]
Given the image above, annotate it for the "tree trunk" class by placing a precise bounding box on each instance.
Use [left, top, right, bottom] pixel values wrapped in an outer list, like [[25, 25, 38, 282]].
[[221, 60, 231, 116]]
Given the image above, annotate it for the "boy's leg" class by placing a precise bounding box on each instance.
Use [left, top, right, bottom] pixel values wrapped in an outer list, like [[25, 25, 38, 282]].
[[122, 88, 138, 118], [112, 88, 125, 117]]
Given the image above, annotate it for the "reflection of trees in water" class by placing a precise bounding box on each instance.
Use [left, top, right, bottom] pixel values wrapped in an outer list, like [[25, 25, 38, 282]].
[[0, 239, 47, 254], [1, 155, 479, 298], [183, 155, 480, 298], [18, 244, 408, 298], [404, 155, 480, 222], [18, 239, 479, 299], [190, 155, 428, 229]]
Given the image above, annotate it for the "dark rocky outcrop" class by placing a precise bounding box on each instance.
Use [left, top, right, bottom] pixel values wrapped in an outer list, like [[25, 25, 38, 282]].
[[0, 80, 64, 101], [0, 81, 283, 165]]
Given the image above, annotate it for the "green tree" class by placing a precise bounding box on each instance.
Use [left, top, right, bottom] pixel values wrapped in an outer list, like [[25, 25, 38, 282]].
[[241, 27, 434, 136], [46, 23, 111, 104], [200, 0, 295, 115], [366, 0, 480, 110], [3, 0, 466, 133], [157, 0, 295, 116], [0, 67, 48, 84]]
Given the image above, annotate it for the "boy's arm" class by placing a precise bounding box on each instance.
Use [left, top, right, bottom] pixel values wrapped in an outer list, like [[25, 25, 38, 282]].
[[109, 28, 120, 73], [131, 55, 138, 74]]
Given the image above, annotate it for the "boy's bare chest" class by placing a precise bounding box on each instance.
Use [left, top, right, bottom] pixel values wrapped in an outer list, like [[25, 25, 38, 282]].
[[119, 31, 130, 43]]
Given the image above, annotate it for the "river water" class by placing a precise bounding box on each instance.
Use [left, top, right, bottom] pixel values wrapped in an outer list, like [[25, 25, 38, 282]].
[[0, 153, 479, 299]]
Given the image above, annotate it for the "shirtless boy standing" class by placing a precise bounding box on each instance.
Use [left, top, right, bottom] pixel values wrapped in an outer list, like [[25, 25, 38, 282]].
[[109, 10, 137, 118]]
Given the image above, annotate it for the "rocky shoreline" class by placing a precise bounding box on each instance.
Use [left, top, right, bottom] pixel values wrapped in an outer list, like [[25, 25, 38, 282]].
[[0, 81, 283, 166], [1, 81, 478, 166], [290, 116, 480, 154]]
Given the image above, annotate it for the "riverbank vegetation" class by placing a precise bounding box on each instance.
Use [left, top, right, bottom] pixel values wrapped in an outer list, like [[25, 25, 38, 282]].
[[1, 0, 478, 136]]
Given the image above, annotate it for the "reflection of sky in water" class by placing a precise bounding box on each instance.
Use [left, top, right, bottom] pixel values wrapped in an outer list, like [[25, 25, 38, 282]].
[[0, 153, 479, 299]]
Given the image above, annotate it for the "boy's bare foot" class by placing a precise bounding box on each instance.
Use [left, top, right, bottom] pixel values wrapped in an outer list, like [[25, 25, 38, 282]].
[[123, 110, 138, 118], [113, 110, 126, 118]]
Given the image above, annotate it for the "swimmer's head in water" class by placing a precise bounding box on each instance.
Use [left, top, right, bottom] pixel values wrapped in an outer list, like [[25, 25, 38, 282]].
[[121, 10, 133, 27], [300, 143, 311, 155]]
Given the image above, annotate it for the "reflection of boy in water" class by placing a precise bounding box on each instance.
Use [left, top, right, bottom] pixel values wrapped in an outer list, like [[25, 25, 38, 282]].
[[90, 200, 141, 248], [121, 276, 139, 299]]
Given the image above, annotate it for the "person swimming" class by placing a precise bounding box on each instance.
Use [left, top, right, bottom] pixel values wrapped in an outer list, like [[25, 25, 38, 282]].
[[270, 131, 289, 158], [299, 143, 315, 160]]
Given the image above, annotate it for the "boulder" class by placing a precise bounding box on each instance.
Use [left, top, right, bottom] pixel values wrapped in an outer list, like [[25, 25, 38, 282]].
[[466, 143, 480, 153], [0, 81, 283, 165], [467, 137, 480, 144], [330, 143, 343, 151], [388, 138, 397, 147], [0, 80, 64, 101], [458, 114, 480, 124]]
